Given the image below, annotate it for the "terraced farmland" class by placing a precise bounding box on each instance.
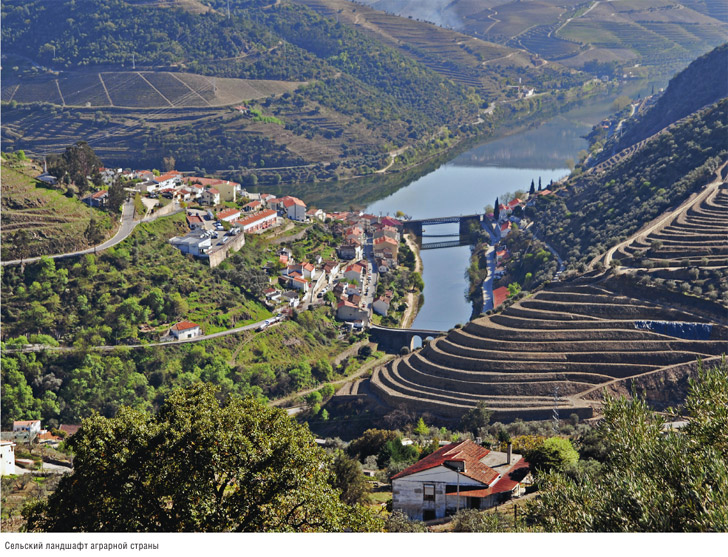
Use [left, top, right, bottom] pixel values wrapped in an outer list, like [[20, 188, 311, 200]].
[[613, 180, 728, 269], [371, 279, 727, 421], [1, 71, 306, 108], [0, 162, 113, 260]]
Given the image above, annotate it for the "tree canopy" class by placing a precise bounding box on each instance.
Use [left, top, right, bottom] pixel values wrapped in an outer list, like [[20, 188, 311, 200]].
[[526, 359, 728, 532], [23, 384, 382, 532]]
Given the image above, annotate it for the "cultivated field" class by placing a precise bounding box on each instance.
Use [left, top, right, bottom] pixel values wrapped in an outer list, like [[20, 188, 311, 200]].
[[0, 161, 112, 260], [2, 71, 306, 109], [371, 277, 727, 421]]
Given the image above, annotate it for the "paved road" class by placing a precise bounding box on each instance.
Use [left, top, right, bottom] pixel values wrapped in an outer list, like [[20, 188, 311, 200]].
[[3, 200, 186, 267], [2, 200, 138, 267], [597, 164, 727, 270], [3, 317, 279, 354]]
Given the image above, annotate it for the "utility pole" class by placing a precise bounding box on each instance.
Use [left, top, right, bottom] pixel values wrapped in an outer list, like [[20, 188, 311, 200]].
[[132, 53, 135, 70], [552, 386, 560, 434]]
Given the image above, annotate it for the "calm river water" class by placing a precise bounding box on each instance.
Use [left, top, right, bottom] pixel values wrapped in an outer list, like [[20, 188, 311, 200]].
[[365, 104, 617, 330]]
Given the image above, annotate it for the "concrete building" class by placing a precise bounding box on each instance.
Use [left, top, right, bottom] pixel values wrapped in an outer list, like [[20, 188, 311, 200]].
[[169, 230, 212, 257]]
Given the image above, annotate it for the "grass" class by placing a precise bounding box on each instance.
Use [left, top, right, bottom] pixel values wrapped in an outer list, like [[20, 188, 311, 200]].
[[0, 157, 114, 260]]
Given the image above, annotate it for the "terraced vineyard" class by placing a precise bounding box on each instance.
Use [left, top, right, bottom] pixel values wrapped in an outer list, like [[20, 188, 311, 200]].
[[371, 278, 727, 421], [612, 178, 728, 269], [1, 71, 305, 108]]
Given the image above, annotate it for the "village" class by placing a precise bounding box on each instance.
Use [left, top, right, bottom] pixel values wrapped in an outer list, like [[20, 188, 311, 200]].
[[76, 167, 412, 341]]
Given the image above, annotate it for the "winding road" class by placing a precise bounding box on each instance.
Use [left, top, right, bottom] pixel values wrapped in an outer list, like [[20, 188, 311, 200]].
[[2, 200, 183, 267]]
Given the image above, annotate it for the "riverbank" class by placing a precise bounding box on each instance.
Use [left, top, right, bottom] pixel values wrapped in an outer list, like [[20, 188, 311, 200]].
[[400, 233, 423, 329]]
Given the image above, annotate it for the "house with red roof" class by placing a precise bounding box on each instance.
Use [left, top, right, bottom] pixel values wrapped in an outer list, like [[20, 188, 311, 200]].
[[373, 236, 399, 260], [169, 320, 202, 340], [391, 439, 531, 520], [280, 196, 307, 221], [493, 286, 510, 308], [13, 420, 42, 442], [186, 214, 204, 230], [201, 187, 221, 206], [234, 209, 278, 233], [336, 300, 368, 323], [217, 208, 242, 223], [82, 190, 109, 208]]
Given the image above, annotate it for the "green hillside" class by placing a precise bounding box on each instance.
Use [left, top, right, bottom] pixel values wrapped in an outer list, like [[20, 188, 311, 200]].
[[1, 0, 587, 177], [0, 154, 114, 260]]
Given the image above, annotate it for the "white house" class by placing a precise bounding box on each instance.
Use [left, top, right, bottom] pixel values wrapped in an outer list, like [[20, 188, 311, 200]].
[[391, 440, 531, 521], [281, 196, 307, 221], [13, 420, 41, 443], [169, 230, 212, 257], [235, 209, 278, 233], [169, 320, 202, 339], [373, 291, 393, 316], [154, 171, 182, 189], [1, 441, 16, 476], [201, 188, 221, 206], [217, 208, 242, 223], [344, 263, 365, 284]]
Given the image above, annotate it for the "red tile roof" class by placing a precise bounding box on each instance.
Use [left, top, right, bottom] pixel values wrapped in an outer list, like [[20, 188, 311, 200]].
[[444, 458, 531, 498], [217, 208, 241, 220], [171, 320, 199, 332], [235, 209, 277, 228], [391, 440, 499, 486], [493, 286, 510, 308], [282, 196, 306, 208], [381, 217, 403, 227]]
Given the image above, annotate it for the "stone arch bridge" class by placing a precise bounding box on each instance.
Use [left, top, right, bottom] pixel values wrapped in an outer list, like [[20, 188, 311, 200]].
[[368, 324, 446, 353]]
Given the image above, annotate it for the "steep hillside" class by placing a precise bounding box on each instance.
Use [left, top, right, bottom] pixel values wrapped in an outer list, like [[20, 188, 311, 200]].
[[1, 0, 588, 178], [532, 99, 727, 269], [367, 48, 728, 422], [610, 42, 728, 152], [0, 154, 114, 260], [357, 0, 728, 75]]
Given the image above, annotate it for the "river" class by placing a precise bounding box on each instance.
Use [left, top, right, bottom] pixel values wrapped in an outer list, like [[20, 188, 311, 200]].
[[364, 90, 658, 331]]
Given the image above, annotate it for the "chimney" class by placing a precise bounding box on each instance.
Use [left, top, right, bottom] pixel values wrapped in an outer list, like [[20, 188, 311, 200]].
[[507, 442, 512, 465]]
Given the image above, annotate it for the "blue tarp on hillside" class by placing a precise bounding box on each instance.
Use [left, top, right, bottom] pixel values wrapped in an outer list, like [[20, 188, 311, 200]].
[[634, 321, 713, 340]]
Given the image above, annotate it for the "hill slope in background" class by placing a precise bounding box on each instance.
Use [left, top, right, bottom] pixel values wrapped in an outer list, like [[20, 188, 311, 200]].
[[612, 42, 728, 150], [1, 0, 585, 176], [356, 0, 728, 74]]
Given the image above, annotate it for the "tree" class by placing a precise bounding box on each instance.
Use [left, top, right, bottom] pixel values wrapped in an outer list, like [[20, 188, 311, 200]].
[[162, 156, 176, 172], [494, 197, 500, 221], [24, 385, 381, 532], [529, 179, 535, 196], [410, 271, 424, 292], [413, 417, 429, 436], [525, 437, 579, 473], [459, 401, 492, 438], [331, 451, 371, 505], [107, 179, 126, 214], [526, 359, 728, 532], [347, 428, 399, 461]]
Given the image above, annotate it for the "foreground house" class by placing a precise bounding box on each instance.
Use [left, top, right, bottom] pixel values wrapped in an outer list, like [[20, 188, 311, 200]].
[[391, 439, 531, 521]]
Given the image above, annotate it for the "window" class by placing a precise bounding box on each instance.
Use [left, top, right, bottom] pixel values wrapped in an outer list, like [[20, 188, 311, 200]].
[[423, 484, 435, 502]]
